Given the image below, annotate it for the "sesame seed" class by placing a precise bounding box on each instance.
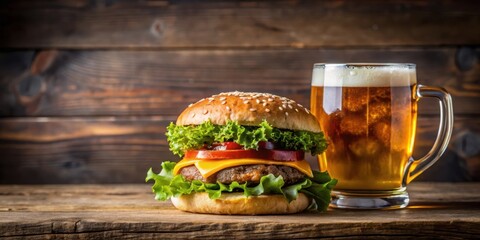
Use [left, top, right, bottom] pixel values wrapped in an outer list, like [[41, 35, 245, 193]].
[[221, 101, 226, 105], [220, 97, 226, 101], [188, 103, 193, 107], [203, 109, 208, 114], [226, 106, 231, 111], [263, 102, 267, 107], [249, 108, 256, 112], [304, 108, 309, 113], [279, 107, 283, 111], [192, 113, 196, 117], [256, 99, 260, 104], [282, 104, 287, 109], [285, 112, 289, 116], [265, 108, 270, 112], [288, 104, 293, 109], [208, 97, 214, 101], [268, 98, 273, 102], [243, 100, 250, 104], [295, 108, 299, 112]]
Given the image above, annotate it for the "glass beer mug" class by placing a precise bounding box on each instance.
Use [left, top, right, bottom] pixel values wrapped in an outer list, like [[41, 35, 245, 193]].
[[310, 63, 453, 209]]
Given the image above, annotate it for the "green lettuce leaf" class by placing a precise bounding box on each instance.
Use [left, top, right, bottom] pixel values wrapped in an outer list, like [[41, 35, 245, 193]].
[[146, 161, 337, 212], [166, 120, 327, 157]]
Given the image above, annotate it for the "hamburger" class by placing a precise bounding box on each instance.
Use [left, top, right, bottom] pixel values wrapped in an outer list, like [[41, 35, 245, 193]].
[[146, 91, 337, 215]]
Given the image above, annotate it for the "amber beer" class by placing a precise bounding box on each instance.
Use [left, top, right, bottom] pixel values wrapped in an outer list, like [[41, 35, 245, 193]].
[[311, 63, 453, 209], [311, 65, 418, 191]]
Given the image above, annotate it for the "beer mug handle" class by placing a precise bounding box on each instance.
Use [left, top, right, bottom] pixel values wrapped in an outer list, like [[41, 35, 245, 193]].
[[402, 85, 454, 184]]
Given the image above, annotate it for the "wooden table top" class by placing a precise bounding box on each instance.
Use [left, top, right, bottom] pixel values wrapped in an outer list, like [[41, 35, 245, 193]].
[[1, 183, 479, 239]]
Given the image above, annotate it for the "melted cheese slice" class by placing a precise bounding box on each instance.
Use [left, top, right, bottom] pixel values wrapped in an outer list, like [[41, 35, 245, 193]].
[[173, 158, 313, 178]]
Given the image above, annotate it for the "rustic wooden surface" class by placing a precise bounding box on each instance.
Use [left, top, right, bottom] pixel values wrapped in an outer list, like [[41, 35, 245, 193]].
[[0, 0, 479, 184], [0, 183, 479, 239], [1, 1, 479, 48]]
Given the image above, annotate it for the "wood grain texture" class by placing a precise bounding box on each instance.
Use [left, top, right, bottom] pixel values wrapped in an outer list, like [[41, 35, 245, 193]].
[[0, 116, 478, 184], [0, 0, 479, 48], [0, 183, 479, 239], [0, 117, 177, 184], [1, 48, 479, 117]]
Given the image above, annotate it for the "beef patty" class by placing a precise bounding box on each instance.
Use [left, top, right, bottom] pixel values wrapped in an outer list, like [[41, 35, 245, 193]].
[[179, 164, 306, 185]]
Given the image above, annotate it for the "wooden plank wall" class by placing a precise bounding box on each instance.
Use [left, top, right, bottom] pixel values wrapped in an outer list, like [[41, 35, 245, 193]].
[[0, 0, 479, 183]]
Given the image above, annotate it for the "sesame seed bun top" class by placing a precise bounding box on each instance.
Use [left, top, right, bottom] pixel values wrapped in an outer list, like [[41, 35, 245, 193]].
[[176, 91, 322, 133]]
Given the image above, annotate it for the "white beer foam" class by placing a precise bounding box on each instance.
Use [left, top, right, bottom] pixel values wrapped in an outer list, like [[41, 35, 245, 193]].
[[312, 65, 416, 87]]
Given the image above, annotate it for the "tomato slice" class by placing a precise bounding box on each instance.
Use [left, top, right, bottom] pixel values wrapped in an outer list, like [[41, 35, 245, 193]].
[[258, 141, 275, 150], [184, 149, 304, 161], [211, 141, 243, 150]]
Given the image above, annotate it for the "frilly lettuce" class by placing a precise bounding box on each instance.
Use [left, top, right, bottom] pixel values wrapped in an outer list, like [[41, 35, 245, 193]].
[[146, 161, 337, 212], [166, 120, 327, 157]]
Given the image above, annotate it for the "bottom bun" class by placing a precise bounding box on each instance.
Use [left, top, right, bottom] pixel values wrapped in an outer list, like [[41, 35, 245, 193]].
[[171, 192, 310, 215]]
